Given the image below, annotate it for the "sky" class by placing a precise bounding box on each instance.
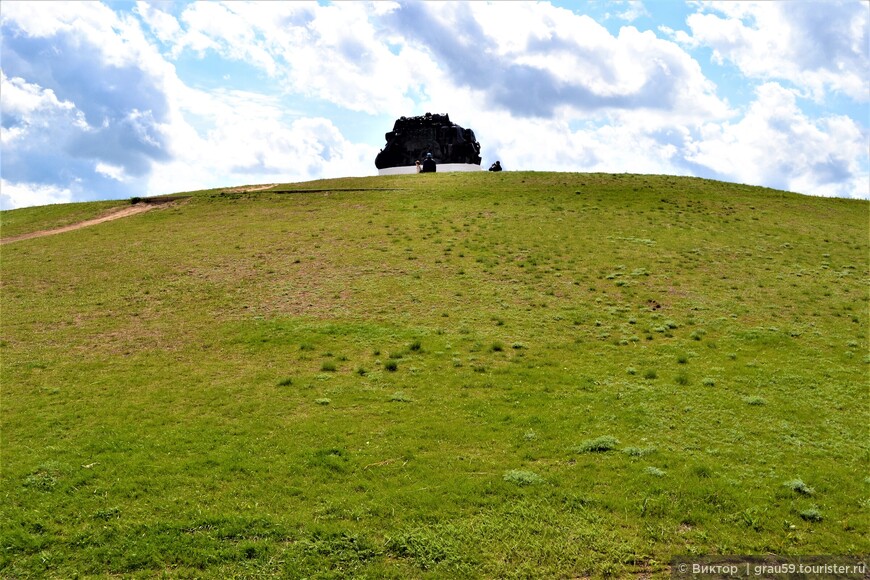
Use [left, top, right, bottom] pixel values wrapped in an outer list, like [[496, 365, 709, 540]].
[[1, 1, 868, 210]]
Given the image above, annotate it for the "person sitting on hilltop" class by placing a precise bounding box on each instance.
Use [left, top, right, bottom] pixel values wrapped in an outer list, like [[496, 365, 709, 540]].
[[421, 152, 436, 173], [489, 160, 502, 172], [415, 160, 422, 173]]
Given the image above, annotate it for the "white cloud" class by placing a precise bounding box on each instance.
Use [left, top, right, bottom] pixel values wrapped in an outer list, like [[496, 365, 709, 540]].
[[143, 85, 378, 196], [389, 2, 730, 122], [0, 71, 76, 117], [1, 1, 170, 76], [2, 1, 867, 207], [159, 2, 421, 114], [134, 1, 182, 46], [0, 71, 87, 145], [686, 83, 868, 197], [95, 162, 128, 182], [175, 2, 277, 73], [0, 179, 74, 210], [607, 1, 651, 23], [1, 0, 180, 188], [681, 1, 869, 102]]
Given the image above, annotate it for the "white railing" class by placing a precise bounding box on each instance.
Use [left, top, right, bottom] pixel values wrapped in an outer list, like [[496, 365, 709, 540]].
[[378, 163, 484, 176]]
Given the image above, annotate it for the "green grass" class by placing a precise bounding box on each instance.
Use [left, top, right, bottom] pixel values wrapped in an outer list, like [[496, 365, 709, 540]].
[[0, 199, 125, 238], [1, 172, 868, 577]]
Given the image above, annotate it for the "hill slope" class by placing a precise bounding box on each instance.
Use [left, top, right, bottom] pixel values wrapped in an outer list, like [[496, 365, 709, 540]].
[[2, 172, 868, 577]]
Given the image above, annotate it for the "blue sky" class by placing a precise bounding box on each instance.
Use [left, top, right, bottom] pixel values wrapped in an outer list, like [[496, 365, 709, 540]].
[[1, 0, 867, 209]]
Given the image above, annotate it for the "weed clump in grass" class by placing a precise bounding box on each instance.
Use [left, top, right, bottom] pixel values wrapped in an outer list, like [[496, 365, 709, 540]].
[[743, 395, 766, 406], [626, 367, 637, 375], [93, 507, 121, 520], [784, 479, 814, 495], [321, 361, 337, 372], [799, 507, 823, 522], [299, 530, 379, 569], [384, 360, 398, 372], [503, 469, 544, 486], [675, 372, 689, 385], [23, 462, 64, 491], [702, 377, 716, 387], [386, 528, 461, 571], [623, 446, 656, 457], [490, 341, 504, 352], [315, 398, 331, 405], [277, 377, 293, 386], [574, 436, 619, 453], [643, 369, 658, 380], [693, 465, 713, 478], [409, 339, 422, 352], [389, 391, 412, 403], [644, 467, 665, 477], [356, 367, 367, 376]]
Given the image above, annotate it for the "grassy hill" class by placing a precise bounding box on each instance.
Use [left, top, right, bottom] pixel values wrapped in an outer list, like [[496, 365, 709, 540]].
[[1, 172, 867, 578]]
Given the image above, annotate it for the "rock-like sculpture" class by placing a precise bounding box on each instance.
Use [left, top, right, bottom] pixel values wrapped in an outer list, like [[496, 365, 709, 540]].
[[375, 112, 482, 170]]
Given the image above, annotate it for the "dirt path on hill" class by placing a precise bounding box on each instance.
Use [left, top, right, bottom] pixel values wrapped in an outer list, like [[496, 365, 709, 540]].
[[222, 184, 277, 193], [1, 184, 278, 245], [1, 203, 157, 245]]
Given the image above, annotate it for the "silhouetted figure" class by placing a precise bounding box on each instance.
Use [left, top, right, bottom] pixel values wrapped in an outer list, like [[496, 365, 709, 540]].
[[489, 160, 502, 172], [421, 152, 436, 173]]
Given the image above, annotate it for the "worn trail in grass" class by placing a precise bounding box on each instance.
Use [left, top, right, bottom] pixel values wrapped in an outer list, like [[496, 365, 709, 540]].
[[2, 172, 867, 577]]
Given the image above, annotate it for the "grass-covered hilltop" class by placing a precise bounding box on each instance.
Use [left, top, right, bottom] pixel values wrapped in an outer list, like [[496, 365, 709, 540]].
[[1, 172, 868, 578]]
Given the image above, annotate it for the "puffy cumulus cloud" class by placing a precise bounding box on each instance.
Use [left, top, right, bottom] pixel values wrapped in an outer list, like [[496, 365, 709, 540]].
[[422, 78, 867, 199], [151, 1, 727, 122], [1, 71, 87, 146], [611, 2, 651, 23], [1, 1, 381, 207], [141, 1, 423, 115], [2, 1, 866, 208], [383, 2, 729, 121], [685, 83, 868, 198], [134, 1, 183, 46], [144, 86, 378, 196], [0, 71, 117, 195], [0, 179, 73, 210], [95, 162, 129, 182], [477, 116, 689, 176], [411, 76, 697, 179], [680, 1, 869, 102], [0, 1, 175, 200]]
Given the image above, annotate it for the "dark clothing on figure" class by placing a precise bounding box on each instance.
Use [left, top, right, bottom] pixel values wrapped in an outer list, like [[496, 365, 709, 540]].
[[421, 158, 437, 173], [489, 161, 502, 172]]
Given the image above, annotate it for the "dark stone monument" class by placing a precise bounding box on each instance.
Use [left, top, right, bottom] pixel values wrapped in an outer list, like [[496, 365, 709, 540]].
[[375, 112, 482, 170]]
